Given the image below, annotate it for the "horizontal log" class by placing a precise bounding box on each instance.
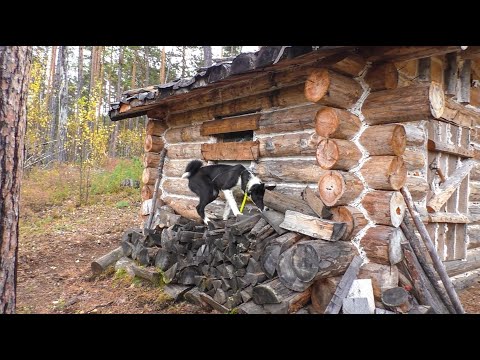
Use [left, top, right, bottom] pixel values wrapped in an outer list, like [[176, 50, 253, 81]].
[[316, 138, 362, 170], [143, 152, 161, 168], [360, 225, 404, 265], [144, 135, 164, 153], [91, 247, 124, 275], [164, 124, 211, 143], [256, 159, 325, 183], [257, 103, 321, 135], [364, 62, 399, 91], [359, 156, 407, 191], [259, 132, 319, 158], [330, 206, 367, 241], [304, 68, 363, 109], [141, 184, 162, 201], [403, 123, 426, 146], [405, 176, 429, 201], [142, 167, 157, 186], [471, 180, 480, 202], [163, 159, 201, 177], [363, 46, 462, 63], [163, 196, 225, 221], [201, 141, 260, 161], [426, 212, 470, 223], [445, 248, 480, 277], [146, 119, 168, 136], [167, 143, 203, 160], [403, 148, 426, 174], [427, 139, 474, 158], [359, 124, 406, 156], [301, 185, 332, 219], [252, 278, 310, 305], [260, 232, 304, 277], [201, 113, 260, 136], [162, 178, 195, 197], [361, 190, 406, 227], [451, 268, 480, 291], [318, 171, 364, 206], [260, 210, 287, 235], [263, 189, 316, 216], [330, 55, 366, 77], [468, 225, 480, 249], [441, 97, 480, 128], [315, 107, 361, 140], [362, 82, 445, 125], [279, 210, 347, 241]]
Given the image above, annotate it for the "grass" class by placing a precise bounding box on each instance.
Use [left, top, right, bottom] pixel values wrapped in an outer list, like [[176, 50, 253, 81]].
[[115, 200, 130, 208], [90, 158, 143, 196]]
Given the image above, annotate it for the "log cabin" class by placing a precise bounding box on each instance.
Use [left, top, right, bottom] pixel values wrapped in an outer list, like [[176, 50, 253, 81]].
[[109, 46, 480, 302]]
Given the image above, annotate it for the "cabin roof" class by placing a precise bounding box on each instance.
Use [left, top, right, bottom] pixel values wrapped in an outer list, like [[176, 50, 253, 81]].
[[109, 46, 474, 122]]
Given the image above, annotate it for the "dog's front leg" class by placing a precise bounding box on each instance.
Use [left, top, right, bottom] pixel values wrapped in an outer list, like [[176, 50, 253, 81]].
[[223, 190, 241, 217]]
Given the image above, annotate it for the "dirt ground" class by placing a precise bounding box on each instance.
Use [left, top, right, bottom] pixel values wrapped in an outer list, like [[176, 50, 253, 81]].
[[458, 282, 480, 314], [16, 195, 213, 314]]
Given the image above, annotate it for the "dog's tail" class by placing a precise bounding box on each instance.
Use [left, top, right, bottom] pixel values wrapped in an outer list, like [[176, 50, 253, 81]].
[[181, 160, 203, 179]]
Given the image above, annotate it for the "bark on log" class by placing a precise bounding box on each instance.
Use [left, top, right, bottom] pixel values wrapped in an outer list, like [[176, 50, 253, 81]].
[[362, 82, 445, 125], [144, 135, 164, 152], [361, 190, 406, 227], [315, 107, 361, 140], [256, 159, 325, 183], [318, 171, 364, 206], [358, 262, 399, 300], [304, 68, 363, 109], [257, 103, 321, 135], [201, 113, 260, 136], [202, 141, 260, 161], [301, 186, 332, 219], [165, 124, 210, 143], [142, 167, 157, 185], [364, 62, 399, 91], [146, 119, 167, 136], [260, 232, 304, 277], [330, 55, 367, 77], [259, 132, 319, 158], [279, 210, 347, 241], [263, 189, 317, 216], [316, 138, 362, 170], [310, 276, 342, 314], [143, 152, 161, 168], [91, 247, 124, 275], [445, 247, 480, 277], [359, 156, 407, 191], [359, 124, 406, 156], [252, 278, 311, 305], [330, 205, 368, 240], [360, 225, 404, 265], [167, 143, 203, 160]]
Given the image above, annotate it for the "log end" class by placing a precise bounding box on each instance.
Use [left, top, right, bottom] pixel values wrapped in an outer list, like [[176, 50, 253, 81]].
[[91, 262, 104, 275], [390, 191, 406, 228], [316, 138, 339, 170], [388, 157, 407, 190], [392, 125, 407, 156], [304, 68, 330, 103], [315, 107, 338, 138], [429, 81, 445, 119], [318, 171, 345, 207]]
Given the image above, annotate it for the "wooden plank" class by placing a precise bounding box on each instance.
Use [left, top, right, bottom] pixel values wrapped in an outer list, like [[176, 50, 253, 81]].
[[427, 139, 473, 158], [324, 255, 363, 314], [279, 210, 346, 241], [200, 113, 260, 136], [201, 141, 259, 161], [427, 159, 476, 213], [427, 213, 470, 223], [362, 46, 461, 63], [445, 247, 480, 277]]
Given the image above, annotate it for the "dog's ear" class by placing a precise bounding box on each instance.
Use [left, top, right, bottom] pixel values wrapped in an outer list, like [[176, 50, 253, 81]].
[[265, 185, 276, 191]]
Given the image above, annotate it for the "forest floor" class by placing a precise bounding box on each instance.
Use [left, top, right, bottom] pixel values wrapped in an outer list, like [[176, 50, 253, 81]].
[[15, 161, 480, 314]]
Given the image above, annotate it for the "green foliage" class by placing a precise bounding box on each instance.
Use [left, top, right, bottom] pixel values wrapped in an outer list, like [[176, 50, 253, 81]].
[[115, 200, 130, 208], [90, 158, 142, 196]]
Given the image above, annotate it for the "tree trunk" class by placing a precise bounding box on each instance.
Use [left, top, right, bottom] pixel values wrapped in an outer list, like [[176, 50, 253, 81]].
[[47, 46, 61, 162], [316, 138, 362, 170], [360, 225, 404, 265], [0, 46, 32, 313], [314, 107, 361, 140], [56, 46, 68, 162], [361, 190, 406, 227], [203, 46, 212, 67], [359, 124, 406, 156], [144, 46, 150, 86], [110, 46, 123, 157], [160, 46, 166, 84], [330, 206, 368, 240], [359, 156, 407, 190], [317, 171, 364, 206]]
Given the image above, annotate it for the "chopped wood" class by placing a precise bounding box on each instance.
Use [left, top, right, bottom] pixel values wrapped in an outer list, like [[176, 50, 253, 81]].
[[91, 247, 124, 275], [362, 82, 445, 125], [360, 225, 404, 265], [361, 190, 406, 227], [199, 292, 229, 313], [360, 156, 407, 191], [260, 232, 304, 277], [310, 276, 341, 314], [261, 210, 288, 235], [279, 210, 346, 241], [252, 278, 301, 304], [330, 206, 368, 241], [231, 214, 262, 235], [316, 138, 362, 170], [359, 124, 406, 156], [318, 171, 364, 206], [358, 263, 399, 300], [163, 284, 192, 302], [301, 186, 332, 219], [381, 287, 412, 313], [315, 107, 361, 140], [237, 300, 267, 314], [263, 189, 317, 216]]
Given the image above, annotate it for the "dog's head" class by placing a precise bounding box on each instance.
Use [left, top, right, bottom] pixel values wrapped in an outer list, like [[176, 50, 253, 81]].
[[249, 184, 276, 211]]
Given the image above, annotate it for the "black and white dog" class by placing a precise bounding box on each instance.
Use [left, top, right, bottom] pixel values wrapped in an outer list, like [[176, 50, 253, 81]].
[[181, 160, 275, 225]]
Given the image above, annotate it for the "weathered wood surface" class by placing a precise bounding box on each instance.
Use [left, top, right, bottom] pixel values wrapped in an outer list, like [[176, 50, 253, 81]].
[[201, 113, 260, 136], [360, 156, 407, 191], [324, 255, 363, 314], [263, 189, 317, 217], [330, 55, 366, 77], [144, 135, 164, 153], [167, 143, 203, 160], [427, 139, 473, 158], [445, 248, 480, 277], [261, 210, 287, 235], [91, 247, 124, 275], [426, 159, 476, 213], [364, 62, 399, 91], [162, 177, 195, 197], [359, 124, 406, 156], [301, 186, 332, 219], [201, 141, 260, 161], [315, 107, 361, 140], [259, 132, 319, 158], [417, 57, 431, 82], [163, 159, 201, 178], [261, 232, 304, 277], [343, 279, 375, 314], [318, 171, 364, 206], [403, 123, 426, 146], [310, 276, 341, 314], [256, 159, 325, 183], [458, 59, 471, 104], [361, 190, 406, 227], [330, 206, 367, 241], [403, 148, 426, 173], [360, 225, 404, 265], [304, 68, 363, 109], [316, 138, 361, 170], [146, 119, 167, 136], [405, 176, 429, 201], [165, 124, 210, 143], [381, 287, 412, 313], [252, 278, 309, 305], [163, 284, 192, 301], [358, 262, 399, 300], [257, 103, 321, 135], [363, 82, 445, 125], [444, 52, 458, 97], [279, 210, 347, 241]]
